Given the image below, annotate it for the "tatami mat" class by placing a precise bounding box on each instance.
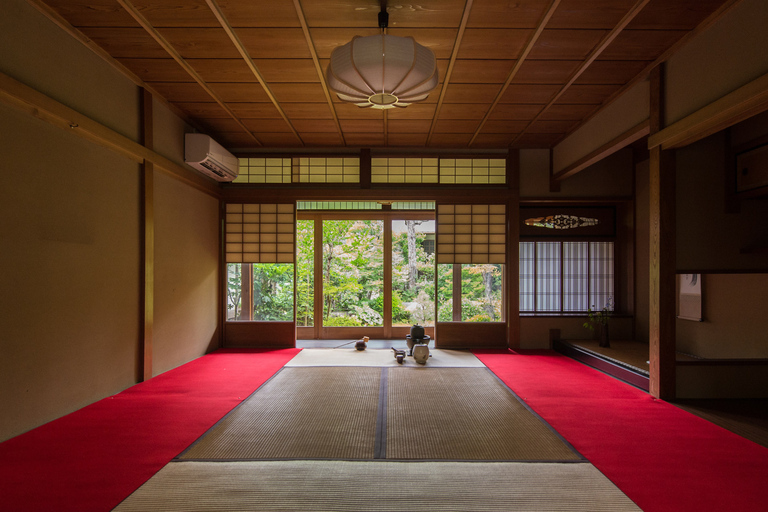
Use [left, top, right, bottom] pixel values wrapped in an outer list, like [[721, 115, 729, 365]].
[[386, 367, 581, 461], [180, 367, 380, 460], [286, 348, 486, 367], [115, 460, 640, 511]]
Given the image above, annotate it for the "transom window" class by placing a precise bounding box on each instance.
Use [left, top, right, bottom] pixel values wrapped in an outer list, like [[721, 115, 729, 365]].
[[519, 241, 614, 314]]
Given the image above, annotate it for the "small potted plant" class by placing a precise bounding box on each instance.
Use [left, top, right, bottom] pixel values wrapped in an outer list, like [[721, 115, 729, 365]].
[[583, 297, 613, 348]]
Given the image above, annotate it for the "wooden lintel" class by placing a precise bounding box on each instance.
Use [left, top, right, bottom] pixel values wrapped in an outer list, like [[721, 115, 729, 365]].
[[0, 71, 221, 199], [554, 120, 650, 182], [649, 71, 768, 150]]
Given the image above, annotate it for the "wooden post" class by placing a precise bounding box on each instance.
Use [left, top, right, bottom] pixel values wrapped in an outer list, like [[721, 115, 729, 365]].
[[507, 149, 520, 349], [140, 88, 154, 382], [649, 64, 676, 399]]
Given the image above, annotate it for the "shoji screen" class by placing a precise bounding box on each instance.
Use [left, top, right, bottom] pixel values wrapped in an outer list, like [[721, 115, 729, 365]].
[[225, 204, 295, 263], [436, 204, 506, 263]]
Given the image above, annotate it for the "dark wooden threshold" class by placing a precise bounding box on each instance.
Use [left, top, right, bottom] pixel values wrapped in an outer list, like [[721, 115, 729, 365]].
[[553, 339, 650, 391]]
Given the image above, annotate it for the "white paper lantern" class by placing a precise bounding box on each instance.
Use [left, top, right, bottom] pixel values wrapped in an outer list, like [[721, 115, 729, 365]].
[[326, 34, 439, 109]]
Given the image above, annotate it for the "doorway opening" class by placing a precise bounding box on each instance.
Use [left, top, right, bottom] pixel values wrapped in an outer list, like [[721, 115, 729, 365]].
[[296, 210, 436, 341]]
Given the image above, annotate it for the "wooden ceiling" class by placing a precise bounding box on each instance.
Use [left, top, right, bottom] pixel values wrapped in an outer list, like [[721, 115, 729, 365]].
[[37, 0, 733, 151]]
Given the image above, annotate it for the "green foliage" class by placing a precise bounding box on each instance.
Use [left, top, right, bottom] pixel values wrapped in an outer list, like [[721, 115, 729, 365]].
[[583, 297, 614, 331], [324, 315, 362, 327]]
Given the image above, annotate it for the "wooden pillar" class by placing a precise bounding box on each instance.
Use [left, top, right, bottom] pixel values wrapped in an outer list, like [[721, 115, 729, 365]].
[[506, 149, 520, 349], [360, 148, 372, 189], [140, 88, 154, 382], [649, 64, 676, 399], [241, 263, 253, 321]]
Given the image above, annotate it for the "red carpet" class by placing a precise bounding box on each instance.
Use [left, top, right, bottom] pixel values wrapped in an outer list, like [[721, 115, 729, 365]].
[[0, 348, 299, 512], [475, 349, 768, 512]]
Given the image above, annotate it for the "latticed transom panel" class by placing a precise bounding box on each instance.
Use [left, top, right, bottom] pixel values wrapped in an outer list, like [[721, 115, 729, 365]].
[[225, 204, 295, 263], [437, 204, 507, 264]]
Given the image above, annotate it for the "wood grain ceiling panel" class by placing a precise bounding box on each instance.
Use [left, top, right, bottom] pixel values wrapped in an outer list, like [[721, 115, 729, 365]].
[[301, 0, 467, 28], [546, 0, 638, 29], [433, 119, 482, 133], [157, 27, 241, 58], [466, 0, 551, 28], [130, 0, 220, 27], [280, 103, 334, 119], [598, 30, 688, 61], [387, 119, 434, 133], [78, 27, 169, 58], [119, 58, 192, 82], [188, 59, 259, 82], [387, 132, 430, 146], [575, 60, 651, 84], [290, 119, 339, 132], [528, 29, 607, 60], [471, 133, 516, 147], [488, 104, 544, 120], [500, 84, 560, 104], [247, 132, 303, 146], [225, 102, 285, 118], [480, 120, 531, 133], [442, 84, 504, 104], [437, 104, 491, 119], [204, 117, 262, 133], [344, 132, 385, 146], [42, 0, 139, 27], [457, 29, 531, 59], [146, 82, 213, 102], [557, 84, 623, 103], [428, 133, 473, 146], [338, 119, 385, 133], [539, 104, 599, 120], [269, 83, 329, 103], [512, 60, 582, 84], [300, 132, 345, 145], [235, 28, 314, 59], [250, 59, 320, 82], [217, 0, 301, 28], [386, 29, 460, 60], [385, 103, 437, 120], [172, 102, 230, 118], [240, 118, 295, 133], [627, 0, 728, 30], [206, 83, 271, 103], [449, 60, 515, 83]]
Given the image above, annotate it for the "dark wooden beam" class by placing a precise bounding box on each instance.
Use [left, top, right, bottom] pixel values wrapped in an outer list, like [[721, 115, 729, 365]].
[[506, 150, 520, 349], [648, 64, 676, 399]]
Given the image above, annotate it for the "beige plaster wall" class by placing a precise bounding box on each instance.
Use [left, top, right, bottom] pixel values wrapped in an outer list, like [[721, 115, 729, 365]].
[[0, 104, 141, 442], [553, 80, 649, 173], [0, 0, 222, 441], [677, 274, 768, 359], [153, 171, 220, 375], [665, 0, 768, 125], [519, 148, 634, 198]]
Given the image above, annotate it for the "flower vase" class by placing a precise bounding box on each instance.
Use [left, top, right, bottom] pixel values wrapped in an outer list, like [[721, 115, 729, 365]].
[[599, 324, 610, 348]]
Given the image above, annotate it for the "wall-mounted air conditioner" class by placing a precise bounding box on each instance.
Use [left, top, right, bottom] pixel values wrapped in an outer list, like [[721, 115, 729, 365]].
[[184, 133, 239, 182]]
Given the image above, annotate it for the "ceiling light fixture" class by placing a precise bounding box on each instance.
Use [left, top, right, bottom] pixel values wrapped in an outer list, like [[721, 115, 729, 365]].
[[326, 1, 439, 109]]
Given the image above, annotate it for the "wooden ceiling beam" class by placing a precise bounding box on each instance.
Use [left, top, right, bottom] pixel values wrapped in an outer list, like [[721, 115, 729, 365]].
[[468, 0, 562, 147], [205, 0, 304, 145], [116, 0, 262, 146], [510, 0, 651, 146], [426, 0, 474, 146]]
